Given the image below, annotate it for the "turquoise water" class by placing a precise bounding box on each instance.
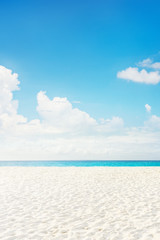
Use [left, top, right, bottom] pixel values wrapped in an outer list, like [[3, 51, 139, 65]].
[[0, 161, 160, 167]]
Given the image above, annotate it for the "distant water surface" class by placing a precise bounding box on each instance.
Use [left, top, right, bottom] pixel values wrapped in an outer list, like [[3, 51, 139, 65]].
[[0, 161, 160, 167]]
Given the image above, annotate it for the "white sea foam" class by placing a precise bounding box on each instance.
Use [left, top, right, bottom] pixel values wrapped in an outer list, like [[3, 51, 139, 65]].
[[0, 167, 160, 239]]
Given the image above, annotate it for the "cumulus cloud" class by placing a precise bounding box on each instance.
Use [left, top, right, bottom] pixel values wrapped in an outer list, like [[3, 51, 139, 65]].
[[0, 66, 26, 130], [145, 104, 151, 113], [0, 65, 19, 115], [117, 67, 160, 84], [36, 91, 124, 135], [118, 55, 160, 85], [36, 91, 97, 133], [0, 65, 160, 160]]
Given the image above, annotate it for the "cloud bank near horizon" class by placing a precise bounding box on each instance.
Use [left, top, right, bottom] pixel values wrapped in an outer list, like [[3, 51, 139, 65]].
[[0, 65, 160, 160]]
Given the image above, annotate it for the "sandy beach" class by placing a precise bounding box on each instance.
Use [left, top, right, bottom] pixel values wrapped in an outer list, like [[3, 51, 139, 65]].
[[0, 167, 160, 240]]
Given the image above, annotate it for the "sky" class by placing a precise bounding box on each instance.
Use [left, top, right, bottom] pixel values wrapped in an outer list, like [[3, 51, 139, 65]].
[[0, 0, 160, 160]]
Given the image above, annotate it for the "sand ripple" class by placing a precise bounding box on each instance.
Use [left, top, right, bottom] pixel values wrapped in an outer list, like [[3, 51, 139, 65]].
[[0, 167, 160, 239]]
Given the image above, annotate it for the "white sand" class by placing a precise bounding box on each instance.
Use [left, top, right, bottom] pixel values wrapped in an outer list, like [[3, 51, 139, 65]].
[[0, 167, 160, 240]]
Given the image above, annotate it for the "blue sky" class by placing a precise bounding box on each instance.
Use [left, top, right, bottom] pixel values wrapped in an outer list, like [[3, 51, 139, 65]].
[[0, 0, 160, 159]]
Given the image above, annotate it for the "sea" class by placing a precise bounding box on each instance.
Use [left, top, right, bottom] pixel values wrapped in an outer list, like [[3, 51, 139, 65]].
[[0, 160, 160, 167]]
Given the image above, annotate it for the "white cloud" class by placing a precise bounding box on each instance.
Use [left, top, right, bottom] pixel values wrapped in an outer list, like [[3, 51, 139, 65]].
[[0, 65, 19, 115], [97, 117, 124, 133], [1, 125, 160, 160], [145, 115, 160, 129], [151, 62, 160, 69], [117, 67, 160, 84], [0, 65, 160, 160], [138, 58, 153, 68], [36, 91, 124, 135], [145, 104, 151, 113], [0, 65, 27, 130], [36, 91, 97, 133], [138, 58, 160, 69]]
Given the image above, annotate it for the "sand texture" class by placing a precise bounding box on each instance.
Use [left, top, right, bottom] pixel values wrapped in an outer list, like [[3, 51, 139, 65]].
[[0, 167, 160, 240]]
